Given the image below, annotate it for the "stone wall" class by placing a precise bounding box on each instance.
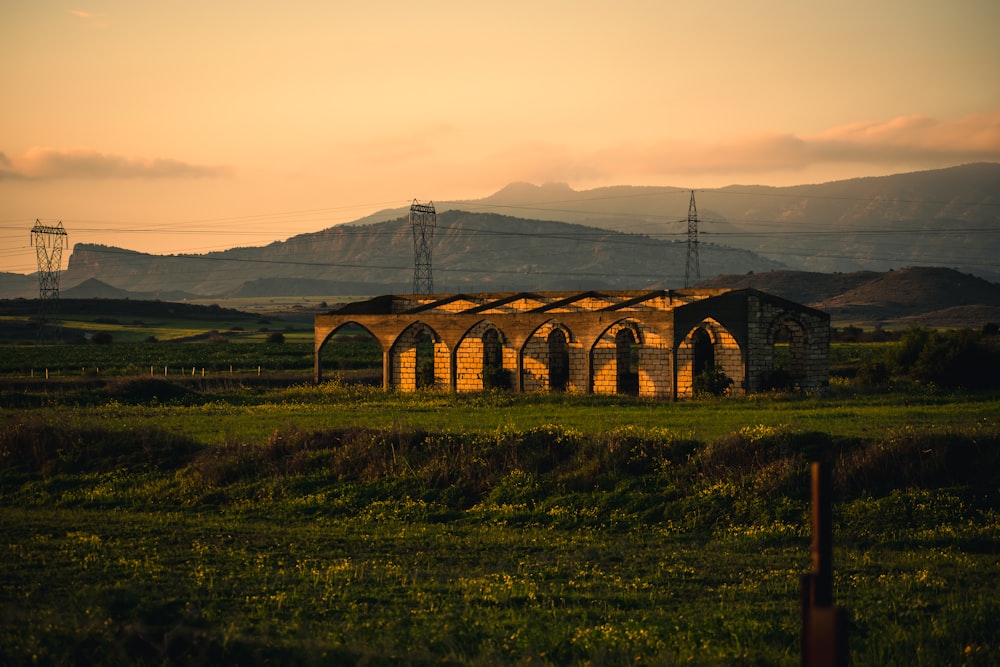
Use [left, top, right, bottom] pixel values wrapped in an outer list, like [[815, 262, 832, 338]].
[[315, 288, 828, 399], [675, 318, 746, 398], [745, 295, 830, 392]]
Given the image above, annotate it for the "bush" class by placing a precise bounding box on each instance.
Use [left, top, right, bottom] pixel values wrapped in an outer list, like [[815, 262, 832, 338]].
[[891, 327, 1000, 389], [693, 365, 733, 396], [893, 326, 932, 372], [856, 358, 891, 387], [481, 365, 512, 390], [417, 361, 435, 388], [759, 368, 794, 392], [266, 332, 285, 344], [91, 331, 113, 345]]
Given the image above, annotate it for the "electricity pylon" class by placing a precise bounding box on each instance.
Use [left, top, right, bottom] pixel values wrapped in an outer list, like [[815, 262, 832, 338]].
[[685, 191, 700, 288], [31, 219, 69, 342], [410, 200, 437, 294]]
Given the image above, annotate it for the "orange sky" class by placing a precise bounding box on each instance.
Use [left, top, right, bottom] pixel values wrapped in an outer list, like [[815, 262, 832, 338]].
[[2, 1, 999, 274]]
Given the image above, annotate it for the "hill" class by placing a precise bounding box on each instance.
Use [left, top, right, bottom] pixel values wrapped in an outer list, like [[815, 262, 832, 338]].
[[352, 163, 999, 281], [701, 266, 1000, 328], [62, 278, 199, 301], [58, 212, 786, 297], [5, 266, 996, 333], [4, 164, 997, 304]]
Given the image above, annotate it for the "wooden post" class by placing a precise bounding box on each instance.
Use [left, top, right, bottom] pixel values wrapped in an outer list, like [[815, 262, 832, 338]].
[[801, 457, 848, 667]]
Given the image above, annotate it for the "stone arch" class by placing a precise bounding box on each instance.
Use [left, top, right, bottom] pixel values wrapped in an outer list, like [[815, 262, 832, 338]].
[[615, 328, 639, 395], [692, 328, 714, 376], [521, 320, 577, 392], [676, 318, 744, 398], [390, 322, 447, 391], [315, 321, 383, 386], [548, 328, 570, 391], [454, 320, 513, 391], [762, 315, 809, 390], [591, 319, 643, 396]]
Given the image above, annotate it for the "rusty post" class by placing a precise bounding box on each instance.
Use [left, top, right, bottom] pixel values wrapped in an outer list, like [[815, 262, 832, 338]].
[[800, 457, 848, 667], [810, 460, 833, 606]]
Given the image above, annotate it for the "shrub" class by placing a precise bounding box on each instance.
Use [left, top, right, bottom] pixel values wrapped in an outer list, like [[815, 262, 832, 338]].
[[693, 365, 733, 396], [912, 329, 999, 388], [91, 331, 113, 345], [481, 365, 512, 390], [417, 361, 435, 388], [893, 326, 932, 372], [0, 418, 200, 476], [856, 357, 891, 387], [266, 332, 285, 344], [891, 327, 1000, 388]]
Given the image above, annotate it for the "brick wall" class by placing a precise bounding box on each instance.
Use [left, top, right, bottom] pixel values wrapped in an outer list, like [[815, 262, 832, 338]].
[[316, 289, 828, 399], [675, 318, 745, 398]]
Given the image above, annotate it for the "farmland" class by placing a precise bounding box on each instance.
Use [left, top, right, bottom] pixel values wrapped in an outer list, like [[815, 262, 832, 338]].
[[1, 319, 999, 665]]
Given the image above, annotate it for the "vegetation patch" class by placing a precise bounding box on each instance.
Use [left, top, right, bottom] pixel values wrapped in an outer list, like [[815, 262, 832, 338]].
[[1, 334, 999, 664]]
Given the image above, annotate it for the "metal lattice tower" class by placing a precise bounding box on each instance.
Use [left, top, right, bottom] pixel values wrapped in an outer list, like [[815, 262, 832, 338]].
[[684, 190, 701, 288], [30, 219, 69, 341], [410, 200, 437, 294]]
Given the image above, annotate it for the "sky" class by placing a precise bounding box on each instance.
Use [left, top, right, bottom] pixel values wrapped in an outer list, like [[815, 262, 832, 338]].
[[2, 0, 999, 275]]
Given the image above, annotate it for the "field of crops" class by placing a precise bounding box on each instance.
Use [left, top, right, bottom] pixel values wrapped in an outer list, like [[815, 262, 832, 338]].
[[1, 339, 999, 665]]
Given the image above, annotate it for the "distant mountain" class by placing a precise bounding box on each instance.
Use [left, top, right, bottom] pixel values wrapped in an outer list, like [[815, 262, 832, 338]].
[[4, 267, 995, 330], [4, 164, 997, 302], [702, 266, 1000, 327], [61, 278, 199, 301], [58, 212, 786, 297], [356, 163, 1000, 281], [0, 272, 37, 299], [229, 278, 379, 298]]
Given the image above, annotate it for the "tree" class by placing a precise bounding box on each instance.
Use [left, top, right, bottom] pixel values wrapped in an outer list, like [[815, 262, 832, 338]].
[[91, 331, 113, 345]]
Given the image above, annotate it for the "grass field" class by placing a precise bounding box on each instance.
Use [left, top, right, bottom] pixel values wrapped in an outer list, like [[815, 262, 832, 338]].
[[1, 334, 999, 665]]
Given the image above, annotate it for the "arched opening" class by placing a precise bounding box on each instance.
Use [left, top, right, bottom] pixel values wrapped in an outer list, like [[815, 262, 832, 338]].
[[764, 318, 807, 390], [615, 328, 639, 395], [483, 328, 501, 367], [390, 322, 442, 391], [678, 321, 740, 398], [318, 323, 382, 386], [692, 328, 715, 377], [548, 328, 569, 391], [481, 327, 510, 389], [416, 328, 435, 388]]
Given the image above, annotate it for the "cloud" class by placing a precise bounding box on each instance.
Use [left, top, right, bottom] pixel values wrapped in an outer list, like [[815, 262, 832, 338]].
[[68, 9, 107, 28], [599, 113, 1000, 179], [0, 148, 231, 181], [457, 112, 1000, 188], [339, 123, 457, 163]]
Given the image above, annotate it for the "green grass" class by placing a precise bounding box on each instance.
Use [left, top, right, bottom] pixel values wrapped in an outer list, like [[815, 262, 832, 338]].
[[3, 381, 994, 447], [2, 382, 999, 665], [0, 299, 315, 345]]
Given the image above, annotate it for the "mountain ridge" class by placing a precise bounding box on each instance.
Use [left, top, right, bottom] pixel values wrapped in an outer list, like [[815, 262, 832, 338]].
[[701, 266, 1000, 327], [3, 266, 996, 330], [350, 163, 1000, 280], [55, 211, 786, 297], [1, 164, 996, 317]]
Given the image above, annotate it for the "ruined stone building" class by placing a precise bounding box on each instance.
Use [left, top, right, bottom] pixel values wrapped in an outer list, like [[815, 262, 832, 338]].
[[314, 288, 829, 399]]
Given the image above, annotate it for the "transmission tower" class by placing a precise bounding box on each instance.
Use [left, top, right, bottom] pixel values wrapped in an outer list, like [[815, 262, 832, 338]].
[[30, 219, 68, 341], [684, 191, 701, 288], [410, 200, 437, 294]]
